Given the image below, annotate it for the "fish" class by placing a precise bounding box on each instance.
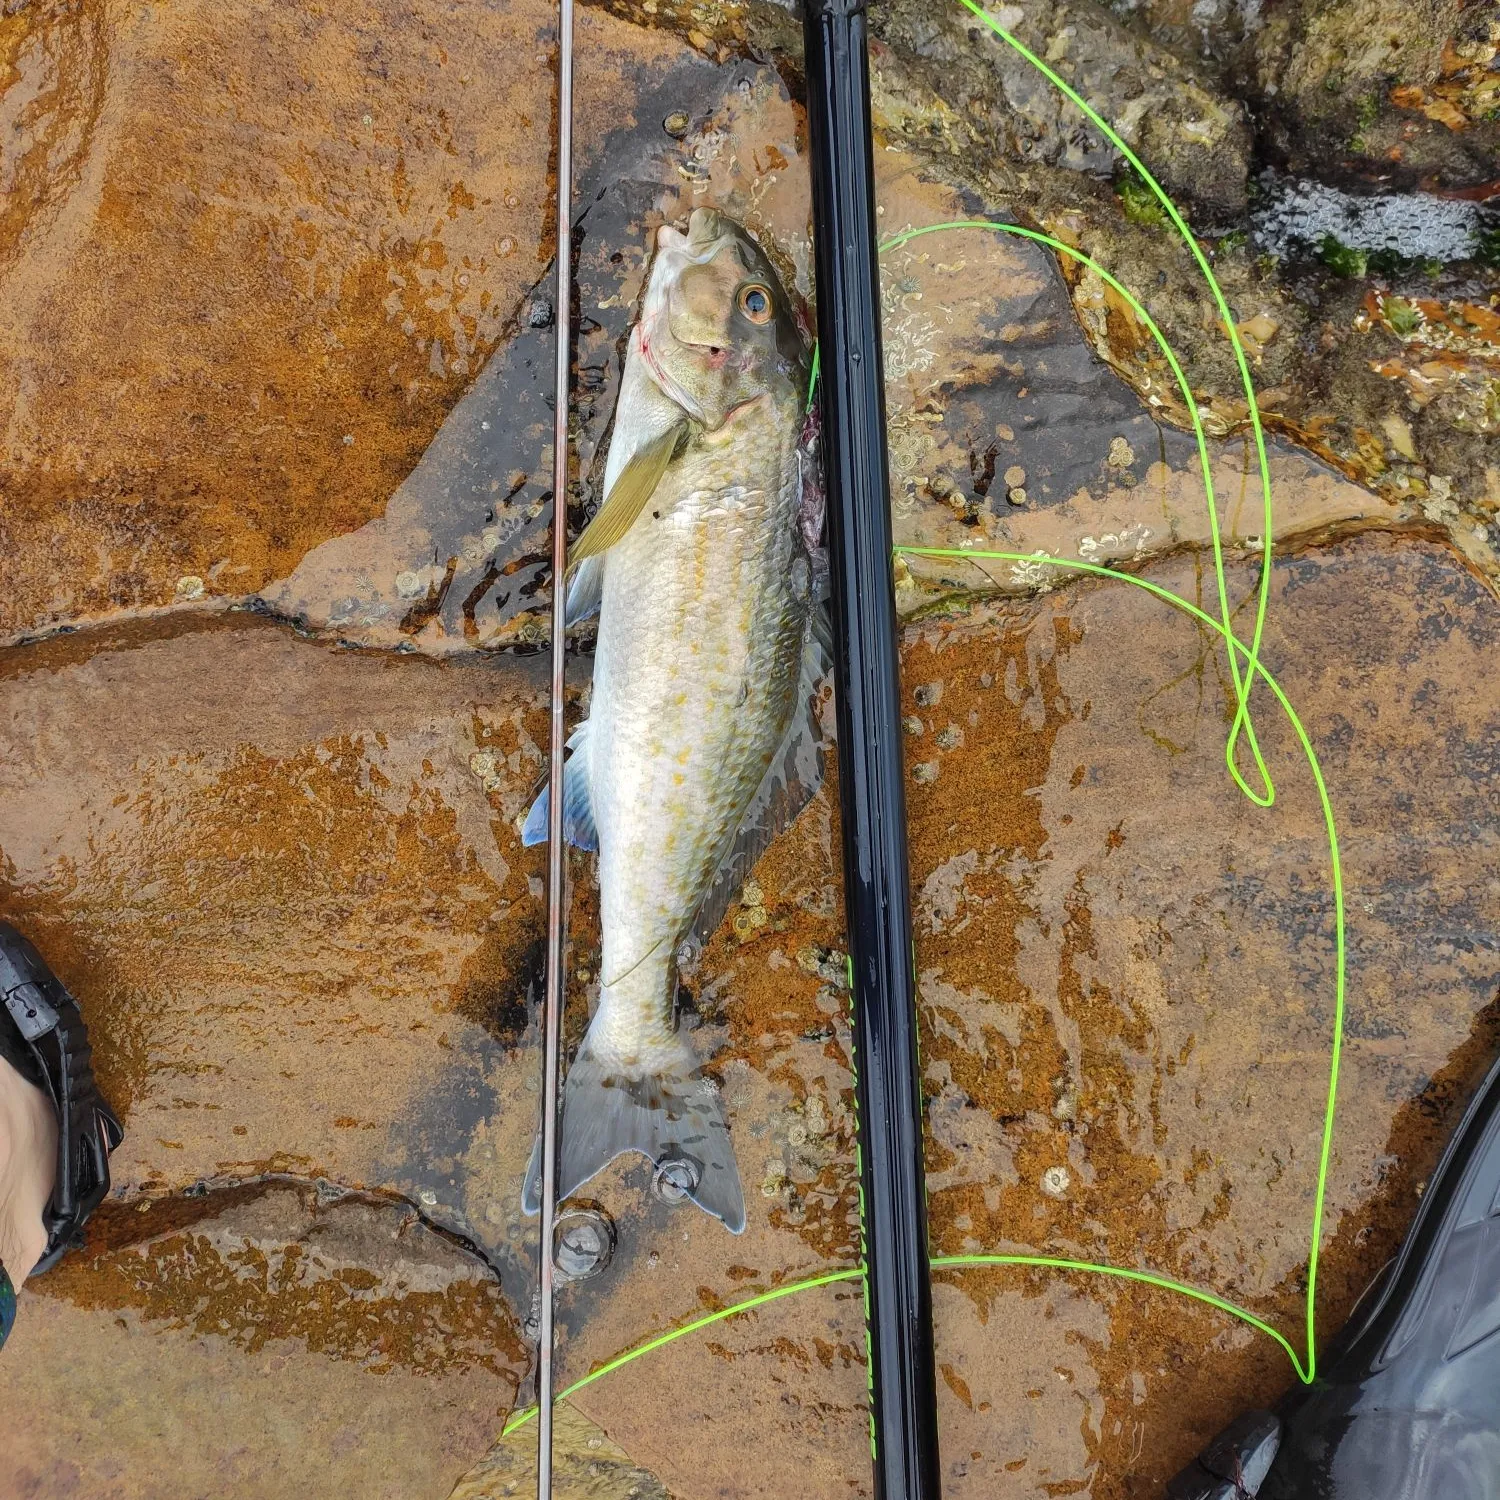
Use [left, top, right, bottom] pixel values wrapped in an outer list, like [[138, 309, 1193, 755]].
[[520, 206, 828, 1233]]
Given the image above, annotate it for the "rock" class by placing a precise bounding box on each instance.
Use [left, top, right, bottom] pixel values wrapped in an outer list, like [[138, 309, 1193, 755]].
[[5, 461, 1500, 1500], [0, 0, 693, 646], [447, 1402, 668, 1500], [1250, 0, 1474, 171], [905, 532, 1500, 1491], [869, 0, 1253, 218], [4, 0, 1500, 1495], [1, 1181, 525, 1499], [6, 0, 1488, 655], [0, 611, 549, 1251], [1113, 0, 1500, 190]]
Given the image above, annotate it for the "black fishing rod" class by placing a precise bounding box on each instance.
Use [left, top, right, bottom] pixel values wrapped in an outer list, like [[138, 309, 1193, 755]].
[[803, 2, 944, 1497]]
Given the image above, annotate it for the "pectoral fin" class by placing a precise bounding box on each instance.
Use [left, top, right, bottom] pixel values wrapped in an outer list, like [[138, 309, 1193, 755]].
[[567, 419, 686, 572]]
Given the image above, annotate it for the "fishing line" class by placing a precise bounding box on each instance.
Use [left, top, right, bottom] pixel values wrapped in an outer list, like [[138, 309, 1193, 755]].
[[899, 543, 1346, 1390], [868, 217, 1274, 802], [819, 214, 1346, 1383], [502, 1268, 866, 1436], [505, 0, 1353, 1436], [958, 0, 1278, 812]]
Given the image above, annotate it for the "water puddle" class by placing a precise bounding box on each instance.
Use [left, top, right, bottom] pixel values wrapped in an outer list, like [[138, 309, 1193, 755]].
[[1252, 173, 1498, 266]]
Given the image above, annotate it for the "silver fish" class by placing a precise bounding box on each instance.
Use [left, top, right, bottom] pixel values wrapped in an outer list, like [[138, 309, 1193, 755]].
[[521, 207, 826, 1232]]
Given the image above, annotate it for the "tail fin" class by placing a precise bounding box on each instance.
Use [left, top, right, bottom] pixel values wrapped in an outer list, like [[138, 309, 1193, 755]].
[[522, 1028, 745, 1234]]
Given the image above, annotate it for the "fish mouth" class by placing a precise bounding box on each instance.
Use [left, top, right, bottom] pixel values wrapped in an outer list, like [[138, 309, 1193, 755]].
[[655, 210, 730, 260], [687, 206, 725, 247]]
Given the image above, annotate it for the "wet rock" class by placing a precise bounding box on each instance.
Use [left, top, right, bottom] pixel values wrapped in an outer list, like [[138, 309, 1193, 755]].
[[0, 0, 696, 645], [0, 612, 549, 1250], [468, 534, 1500, 1500], [1251, 0, 1499, 185], [53, 1180, 523, 1372], [5, 523, 1500, 1497], [908, 531, 1500, 1493], [869, 0, 1252, 218], [0, 602, 871, 1489], [0, 1180, 525, 1499], [447, 1402, 669, 1500], [608, 0, 1495, 572], [1116, 0, 1500, 191], [4, 2, 1500, 1497], [563, 1271, 871, 1500]]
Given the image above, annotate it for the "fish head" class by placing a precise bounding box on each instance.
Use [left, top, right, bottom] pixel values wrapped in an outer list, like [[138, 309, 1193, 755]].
[[638, 207, 807, 431]]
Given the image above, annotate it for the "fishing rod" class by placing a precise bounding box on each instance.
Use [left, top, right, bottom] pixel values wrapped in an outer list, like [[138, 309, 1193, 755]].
[[803, 2, 944, 1496], [536, 3, 942, 1492], [536, 0, 576, 1490]]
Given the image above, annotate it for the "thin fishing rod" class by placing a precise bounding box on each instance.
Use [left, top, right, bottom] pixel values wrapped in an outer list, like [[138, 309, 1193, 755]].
[[537, 0, 575, 1491], [802, 1, 943, 1496]]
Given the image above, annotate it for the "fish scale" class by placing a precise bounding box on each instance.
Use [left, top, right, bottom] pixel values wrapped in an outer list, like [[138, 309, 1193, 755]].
[[590, 405, 806, 1069]]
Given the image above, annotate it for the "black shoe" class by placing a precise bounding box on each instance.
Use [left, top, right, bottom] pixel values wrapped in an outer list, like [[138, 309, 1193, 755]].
[[0, 923, 124, 1274], [1167, 1049, 1500, 1499]]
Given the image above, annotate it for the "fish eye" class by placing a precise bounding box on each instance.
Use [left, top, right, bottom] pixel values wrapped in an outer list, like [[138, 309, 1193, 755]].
[[738, 284, 773, 325]]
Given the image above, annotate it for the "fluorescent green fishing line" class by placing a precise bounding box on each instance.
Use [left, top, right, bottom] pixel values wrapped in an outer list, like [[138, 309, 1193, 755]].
[[507, 1, 1352, 1435], [876, 218, 1274, 806], [898, 544, 1347, 1389], [501, 1268, 866, 1435], [956, 0, 1277, 809], [877, 209, 1346, 1385]]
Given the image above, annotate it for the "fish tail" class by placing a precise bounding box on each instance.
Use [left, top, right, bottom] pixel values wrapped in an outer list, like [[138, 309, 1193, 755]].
[[523, 1020, 745, 1234]]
